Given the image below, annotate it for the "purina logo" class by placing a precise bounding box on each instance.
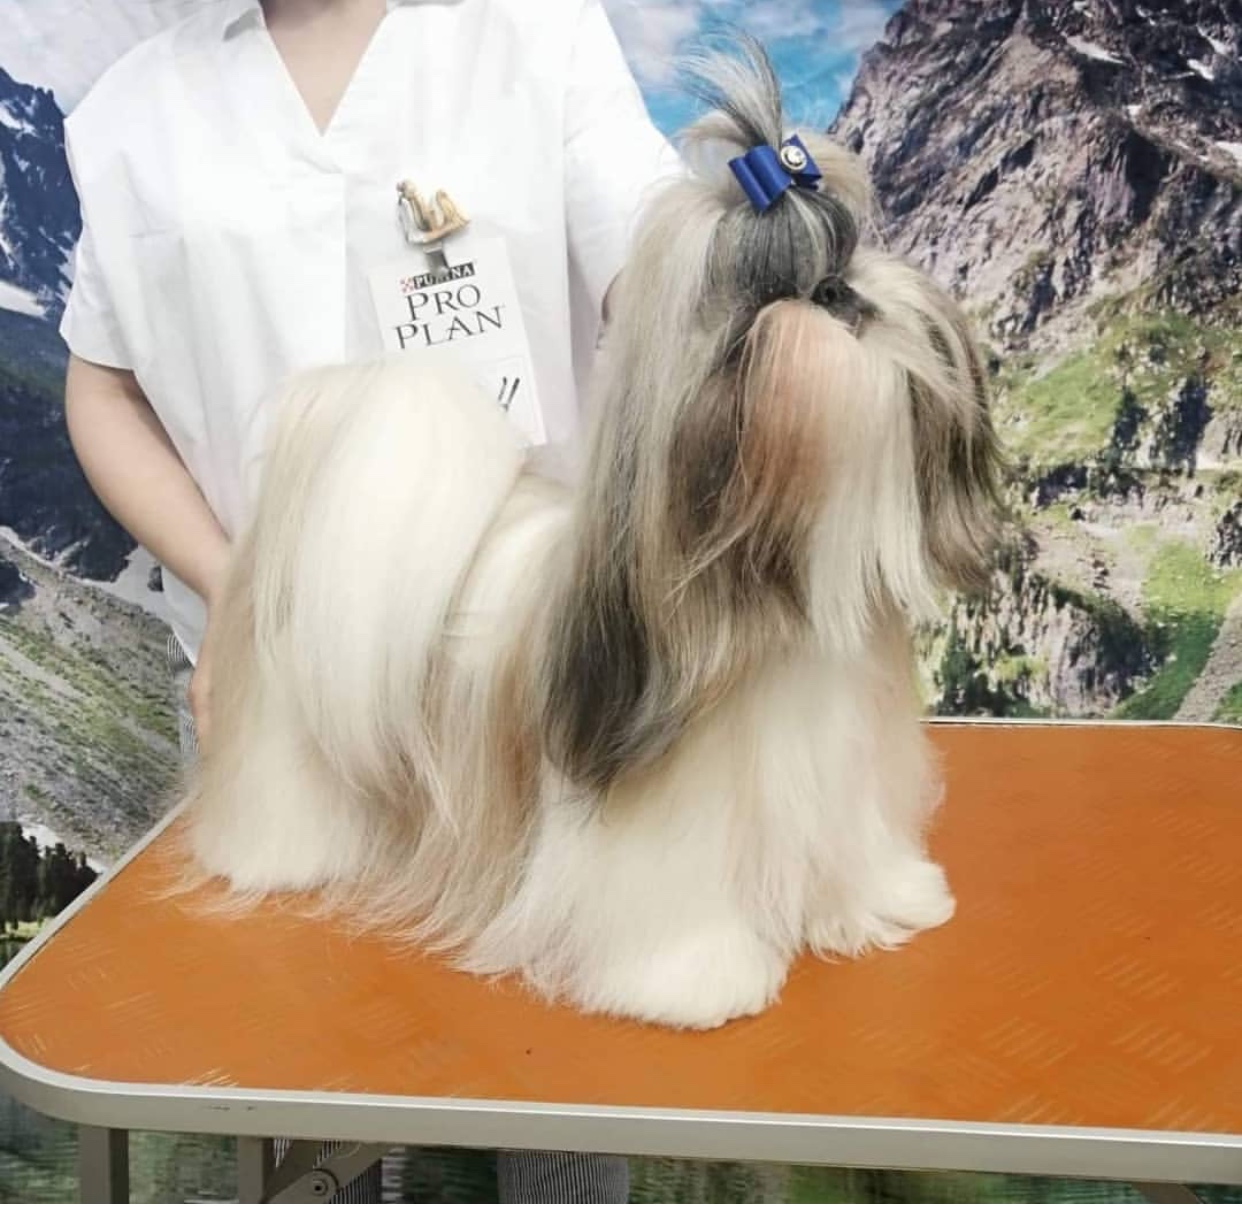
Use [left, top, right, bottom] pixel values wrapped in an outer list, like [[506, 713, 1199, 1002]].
[[394, 263, 505, 351], [400, 261, 477, 295]]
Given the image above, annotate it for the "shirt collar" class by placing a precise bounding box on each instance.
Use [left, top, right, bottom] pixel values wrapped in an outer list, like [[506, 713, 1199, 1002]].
[[219, 0, 446, 40], [220, 0, 262, 39]]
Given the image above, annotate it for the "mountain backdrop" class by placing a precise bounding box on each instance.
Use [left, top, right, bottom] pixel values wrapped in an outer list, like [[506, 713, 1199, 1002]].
[[0, 62, 175, 863], [1, 2, 1240, 1203], [2, 0, 1241, 866], [833, 0, 1242, 724]]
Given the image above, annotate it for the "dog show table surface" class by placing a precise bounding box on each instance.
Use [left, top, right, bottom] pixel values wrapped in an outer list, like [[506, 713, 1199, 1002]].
[[0, 723, 1239, 1197]]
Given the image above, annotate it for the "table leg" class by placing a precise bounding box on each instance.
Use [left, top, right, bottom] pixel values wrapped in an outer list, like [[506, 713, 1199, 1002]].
[[238, 1137, 276, 1203], [266, 1140, 389, 1203], [77, 1125, 129, 1203]]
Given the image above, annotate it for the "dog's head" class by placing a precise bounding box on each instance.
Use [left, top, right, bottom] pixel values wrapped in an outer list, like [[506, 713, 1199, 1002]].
[[543, 37, 1003, 791]]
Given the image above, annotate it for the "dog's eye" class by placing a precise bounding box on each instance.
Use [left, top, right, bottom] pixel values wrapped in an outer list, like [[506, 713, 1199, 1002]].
[[809, 275, 879, 334]]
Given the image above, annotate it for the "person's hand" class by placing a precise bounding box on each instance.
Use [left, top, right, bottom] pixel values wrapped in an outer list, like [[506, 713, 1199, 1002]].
[[188, 576, 227, 752]]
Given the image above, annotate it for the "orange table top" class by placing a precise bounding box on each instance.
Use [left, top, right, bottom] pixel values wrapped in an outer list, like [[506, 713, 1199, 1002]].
[[1, 723, 1240, 1182]]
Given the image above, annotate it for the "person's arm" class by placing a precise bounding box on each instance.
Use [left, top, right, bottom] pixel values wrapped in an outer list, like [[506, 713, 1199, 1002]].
[[563, 0, 684, 321], [59, 119, 228, 598], [65, 356, 230, 745], [64, 355, 230, 602], [60, 106, 230, 744]]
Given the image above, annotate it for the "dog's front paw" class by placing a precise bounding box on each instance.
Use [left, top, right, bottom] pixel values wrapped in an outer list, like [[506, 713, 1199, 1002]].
[[876, 857, 956, 932], [807, 859, 955, 958], [573, 924, 788, 1030]]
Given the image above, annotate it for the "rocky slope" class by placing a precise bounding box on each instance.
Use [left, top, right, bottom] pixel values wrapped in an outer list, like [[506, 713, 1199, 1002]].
[[0, 65, 165, 861], [835, 0, 1242, 719], [0, 534, 176, 860], [836, 0, 1241, 341], [0, 308, 136, 579]]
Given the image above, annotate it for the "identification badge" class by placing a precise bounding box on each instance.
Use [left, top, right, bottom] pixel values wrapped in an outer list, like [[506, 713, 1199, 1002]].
[[368, 234, 546, 447]]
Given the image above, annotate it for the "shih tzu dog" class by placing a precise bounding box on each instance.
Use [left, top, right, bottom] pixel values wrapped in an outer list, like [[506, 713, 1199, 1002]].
[[182, 40, 1001, 1029]]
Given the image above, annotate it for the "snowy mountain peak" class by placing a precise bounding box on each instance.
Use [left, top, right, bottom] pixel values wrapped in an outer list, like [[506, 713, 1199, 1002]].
[[0, 68, 79, 322]]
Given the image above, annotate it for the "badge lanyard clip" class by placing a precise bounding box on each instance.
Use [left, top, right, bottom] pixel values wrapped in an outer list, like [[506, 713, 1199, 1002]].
[[396, 180, 469, 278]]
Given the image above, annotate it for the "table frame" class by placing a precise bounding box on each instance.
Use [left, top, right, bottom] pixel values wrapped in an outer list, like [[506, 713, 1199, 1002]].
[[2, 721, 1239, 1201]]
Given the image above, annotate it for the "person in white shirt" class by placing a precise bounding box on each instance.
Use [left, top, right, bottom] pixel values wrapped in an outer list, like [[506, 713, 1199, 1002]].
[[60, 0, 677, 1199]]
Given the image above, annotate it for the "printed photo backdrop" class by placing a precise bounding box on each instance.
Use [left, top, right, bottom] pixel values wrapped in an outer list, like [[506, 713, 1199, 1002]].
[[0, 0, 1239, 1200]]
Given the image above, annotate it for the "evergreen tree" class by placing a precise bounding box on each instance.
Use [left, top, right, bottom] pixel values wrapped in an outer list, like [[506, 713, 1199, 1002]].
[[41, 844, 78, 917], [0, 824, 98, 925], [0, 823, 23, 932], [12, 834, 40, 921], [73, 852, 98, 901]]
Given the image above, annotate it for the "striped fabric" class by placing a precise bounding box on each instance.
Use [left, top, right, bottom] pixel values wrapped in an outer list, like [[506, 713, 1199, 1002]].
[[499, 1150, 630, 1203], [167, 633, 629, 1203]]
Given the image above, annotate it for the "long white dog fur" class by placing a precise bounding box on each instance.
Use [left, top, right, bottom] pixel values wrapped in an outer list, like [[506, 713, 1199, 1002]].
[[181, 42, 1002, 1029]]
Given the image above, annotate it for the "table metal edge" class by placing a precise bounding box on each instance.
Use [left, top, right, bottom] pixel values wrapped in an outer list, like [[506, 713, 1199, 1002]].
[[0, 1051, 1238, 1185]]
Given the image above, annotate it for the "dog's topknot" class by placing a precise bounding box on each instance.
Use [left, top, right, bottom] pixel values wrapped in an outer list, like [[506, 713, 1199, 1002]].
[[674, 35, 877, 320]]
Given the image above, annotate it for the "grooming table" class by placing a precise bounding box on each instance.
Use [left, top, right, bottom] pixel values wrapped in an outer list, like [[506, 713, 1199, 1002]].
[[0, 723, 1239, 1203]]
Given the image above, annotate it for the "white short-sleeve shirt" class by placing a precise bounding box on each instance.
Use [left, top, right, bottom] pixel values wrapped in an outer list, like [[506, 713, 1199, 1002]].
[[59, 0, 678, 661]]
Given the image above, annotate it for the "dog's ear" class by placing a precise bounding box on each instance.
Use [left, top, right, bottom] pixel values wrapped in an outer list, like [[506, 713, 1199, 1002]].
[[841, 248, 1004, 597], [670, 300, 835, 607], [907, 280, 1003, 594], [540, 302, 835, 794], [538, 440, 669, 795]]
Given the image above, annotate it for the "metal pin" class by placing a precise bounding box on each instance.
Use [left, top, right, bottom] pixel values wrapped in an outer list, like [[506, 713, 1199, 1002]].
[[396, 180, 469, 281]]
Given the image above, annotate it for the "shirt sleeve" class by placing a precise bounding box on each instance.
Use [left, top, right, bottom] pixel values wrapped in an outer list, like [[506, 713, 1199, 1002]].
[[562, 0, 683, 321], [58, 124, 133, 370]]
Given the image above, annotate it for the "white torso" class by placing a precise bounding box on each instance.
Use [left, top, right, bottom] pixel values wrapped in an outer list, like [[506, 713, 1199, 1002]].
[[60, 0, 677, 658]]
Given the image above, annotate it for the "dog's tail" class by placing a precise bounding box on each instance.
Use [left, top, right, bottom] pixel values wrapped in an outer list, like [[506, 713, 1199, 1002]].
[[246, 356, 524, 803]]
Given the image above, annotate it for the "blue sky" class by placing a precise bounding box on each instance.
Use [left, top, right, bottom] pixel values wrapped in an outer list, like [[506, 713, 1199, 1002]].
[[603, 0, 903, 135]]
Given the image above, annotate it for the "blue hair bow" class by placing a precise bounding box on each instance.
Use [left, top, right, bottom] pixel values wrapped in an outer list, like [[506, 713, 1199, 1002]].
[[729, 134, 822, 213]]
